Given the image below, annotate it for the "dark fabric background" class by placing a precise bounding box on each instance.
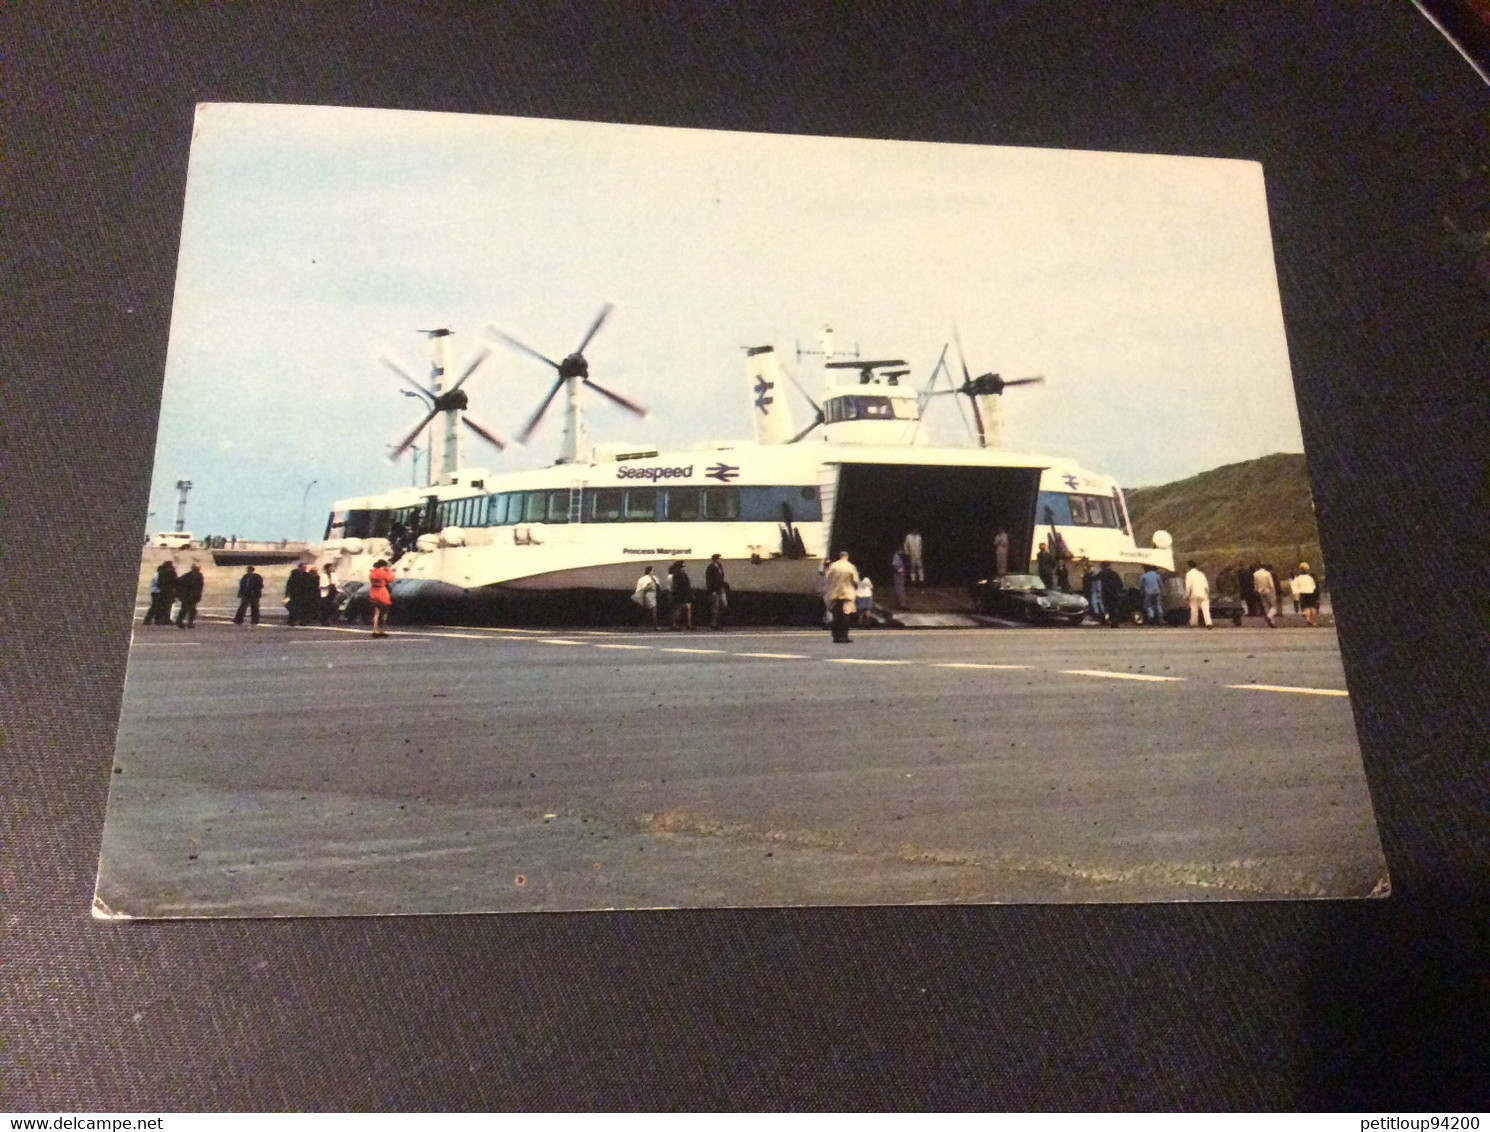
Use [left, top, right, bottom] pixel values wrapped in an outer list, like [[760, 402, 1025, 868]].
[[4, 2, 1487, 1111]]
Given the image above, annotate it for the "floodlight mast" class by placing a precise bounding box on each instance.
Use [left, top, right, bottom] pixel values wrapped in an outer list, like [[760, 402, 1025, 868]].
[[173, 480, 193, 532]]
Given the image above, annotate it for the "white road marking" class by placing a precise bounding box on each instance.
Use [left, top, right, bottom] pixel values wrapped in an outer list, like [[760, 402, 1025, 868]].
[[662, 648, 726, 655], [735, 652, 810, 660], [424, 631, 500, 640], [1061, 669, 1185, 683], [537, 638, 585, 646], [1227, 683, 1349, 697], [826, 658, 911, 665], [130, 640, 202, 647], [934, 662, 1029, 670], [595, 644, 655, 651]]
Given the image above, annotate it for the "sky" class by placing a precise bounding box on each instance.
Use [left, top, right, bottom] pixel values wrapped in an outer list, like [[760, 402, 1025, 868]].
[[146, 104, 1303, 540]]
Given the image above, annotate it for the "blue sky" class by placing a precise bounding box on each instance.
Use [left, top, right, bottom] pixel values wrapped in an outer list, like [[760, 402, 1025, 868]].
[[146, 104, 1303, 539]]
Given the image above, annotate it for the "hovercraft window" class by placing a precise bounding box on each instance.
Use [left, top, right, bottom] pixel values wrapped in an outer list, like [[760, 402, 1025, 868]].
[[590, 489, 623, 522], [625, 488, 657, 521], [666, 488, 701, 522]]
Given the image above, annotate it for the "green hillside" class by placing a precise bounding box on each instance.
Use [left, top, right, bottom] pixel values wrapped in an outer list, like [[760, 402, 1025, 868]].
[[1124, 452, 1323, 580]]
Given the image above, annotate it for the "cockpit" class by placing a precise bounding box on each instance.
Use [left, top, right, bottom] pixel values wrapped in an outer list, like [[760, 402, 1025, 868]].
[[823, 395, 919, 423]]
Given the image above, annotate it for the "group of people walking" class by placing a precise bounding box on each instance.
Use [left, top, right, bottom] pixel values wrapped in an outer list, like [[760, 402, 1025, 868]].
[[632, 554, 731, 630]]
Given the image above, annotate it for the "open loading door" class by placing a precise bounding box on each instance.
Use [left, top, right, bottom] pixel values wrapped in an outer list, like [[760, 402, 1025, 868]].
[[829, 463, 1042, 586]]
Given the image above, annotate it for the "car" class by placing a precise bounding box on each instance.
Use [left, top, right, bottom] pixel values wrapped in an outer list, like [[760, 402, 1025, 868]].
[[149, 531, 194, 549], [971, 574, 1090, 625]]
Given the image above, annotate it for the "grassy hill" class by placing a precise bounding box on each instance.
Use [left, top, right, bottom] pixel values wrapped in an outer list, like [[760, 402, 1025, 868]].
[[1124, 452, 1323, 581]]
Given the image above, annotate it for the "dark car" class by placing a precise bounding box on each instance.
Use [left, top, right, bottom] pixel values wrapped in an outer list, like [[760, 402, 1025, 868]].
[[971, 574, 1090, 625]]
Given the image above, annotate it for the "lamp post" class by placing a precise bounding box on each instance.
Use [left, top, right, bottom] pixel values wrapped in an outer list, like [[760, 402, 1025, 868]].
[[299, 479, 318, 542]]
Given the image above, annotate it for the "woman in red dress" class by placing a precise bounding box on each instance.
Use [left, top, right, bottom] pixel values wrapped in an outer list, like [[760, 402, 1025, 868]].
[[368, 558, 394, 638]]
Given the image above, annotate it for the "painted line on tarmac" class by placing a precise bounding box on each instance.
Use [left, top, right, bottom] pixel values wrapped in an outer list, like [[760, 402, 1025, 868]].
[[130, 640, 202, 647], [934, 662, 1029, 671], [536, 638, 586, 646], [735, 652, 811, 660], [1061, 669, 1185, 683], [662, 647, 726, 655], [1227, 683, 1349, 697], [594, 644, 655, 651], [826, 658, 911, 666]]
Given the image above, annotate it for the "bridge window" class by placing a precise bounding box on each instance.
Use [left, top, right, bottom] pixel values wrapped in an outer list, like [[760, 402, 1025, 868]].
[[1069, 495, 1089, 524], [546, 490, 572, 523]]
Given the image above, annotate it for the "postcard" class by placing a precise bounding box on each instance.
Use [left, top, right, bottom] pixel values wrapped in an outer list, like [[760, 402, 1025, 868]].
[[94, 103, 1387, 917]]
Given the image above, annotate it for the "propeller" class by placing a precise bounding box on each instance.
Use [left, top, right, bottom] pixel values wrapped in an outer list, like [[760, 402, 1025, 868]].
[[381, 341, 507, 462], [489, 302, 648, 446], [924, 329, 1045, 446]]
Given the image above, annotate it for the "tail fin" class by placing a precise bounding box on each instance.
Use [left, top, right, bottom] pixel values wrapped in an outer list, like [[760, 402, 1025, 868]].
[[746, 346, 796, 445]]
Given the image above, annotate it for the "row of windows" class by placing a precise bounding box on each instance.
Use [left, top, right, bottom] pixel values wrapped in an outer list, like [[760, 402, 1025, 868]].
[[331, 485, 822, 539], [1038, 491, 1127, 531], [823, 396, 917, 424]]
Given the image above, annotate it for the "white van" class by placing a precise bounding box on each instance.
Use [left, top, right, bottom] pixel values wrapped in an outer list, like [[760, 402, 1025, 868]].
[[150, 531, 194, 549]]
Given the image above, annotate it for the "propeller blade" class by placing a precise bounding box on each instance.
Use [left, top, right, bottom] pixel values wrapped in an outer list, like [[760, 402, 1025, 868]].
[[1002, 375, 1046, 388], [970, 397, 988, 448], [462, 414, 507, 451], [447, 346, 493, 395], [489, 327, 561, 370], [518, 374, 567, 443], [380, 355, 434, 403], [787, 412, 825, 444], [575, 301, 615, 355], [953, 326, 972, 385], [583, 377, 647, 417], [391, 407, 440, 459]]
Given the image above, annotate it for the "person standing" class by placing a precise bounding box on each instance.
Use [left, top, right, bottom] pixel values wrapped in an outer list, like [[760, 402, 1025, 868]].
[[632, 565, 661, 629], [1251, 563, 1277, 627], [668, 561, 694, 630], [890, 549, 908, 608], [1098, 562, 1125, 628], [824, 550, 860, 643], [173, 563, 205, 629], [319, 565, 341, 625], [903, 530, 924, 584], [1184, 560, 1213, 628], [233, 566, 263, 626], [143, 560, 178, 626], [1081, 559, 1104, 625], [1036, 542, 1056, 590], [854, 573, 874, 627], [1139, 565, 1164, 626], [993, 528, 1010, 576], [284, 564, 310, 626], [1293, 562, 1319, 626], [704, 553, 729, 630], [368, 558, 394, 637]]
